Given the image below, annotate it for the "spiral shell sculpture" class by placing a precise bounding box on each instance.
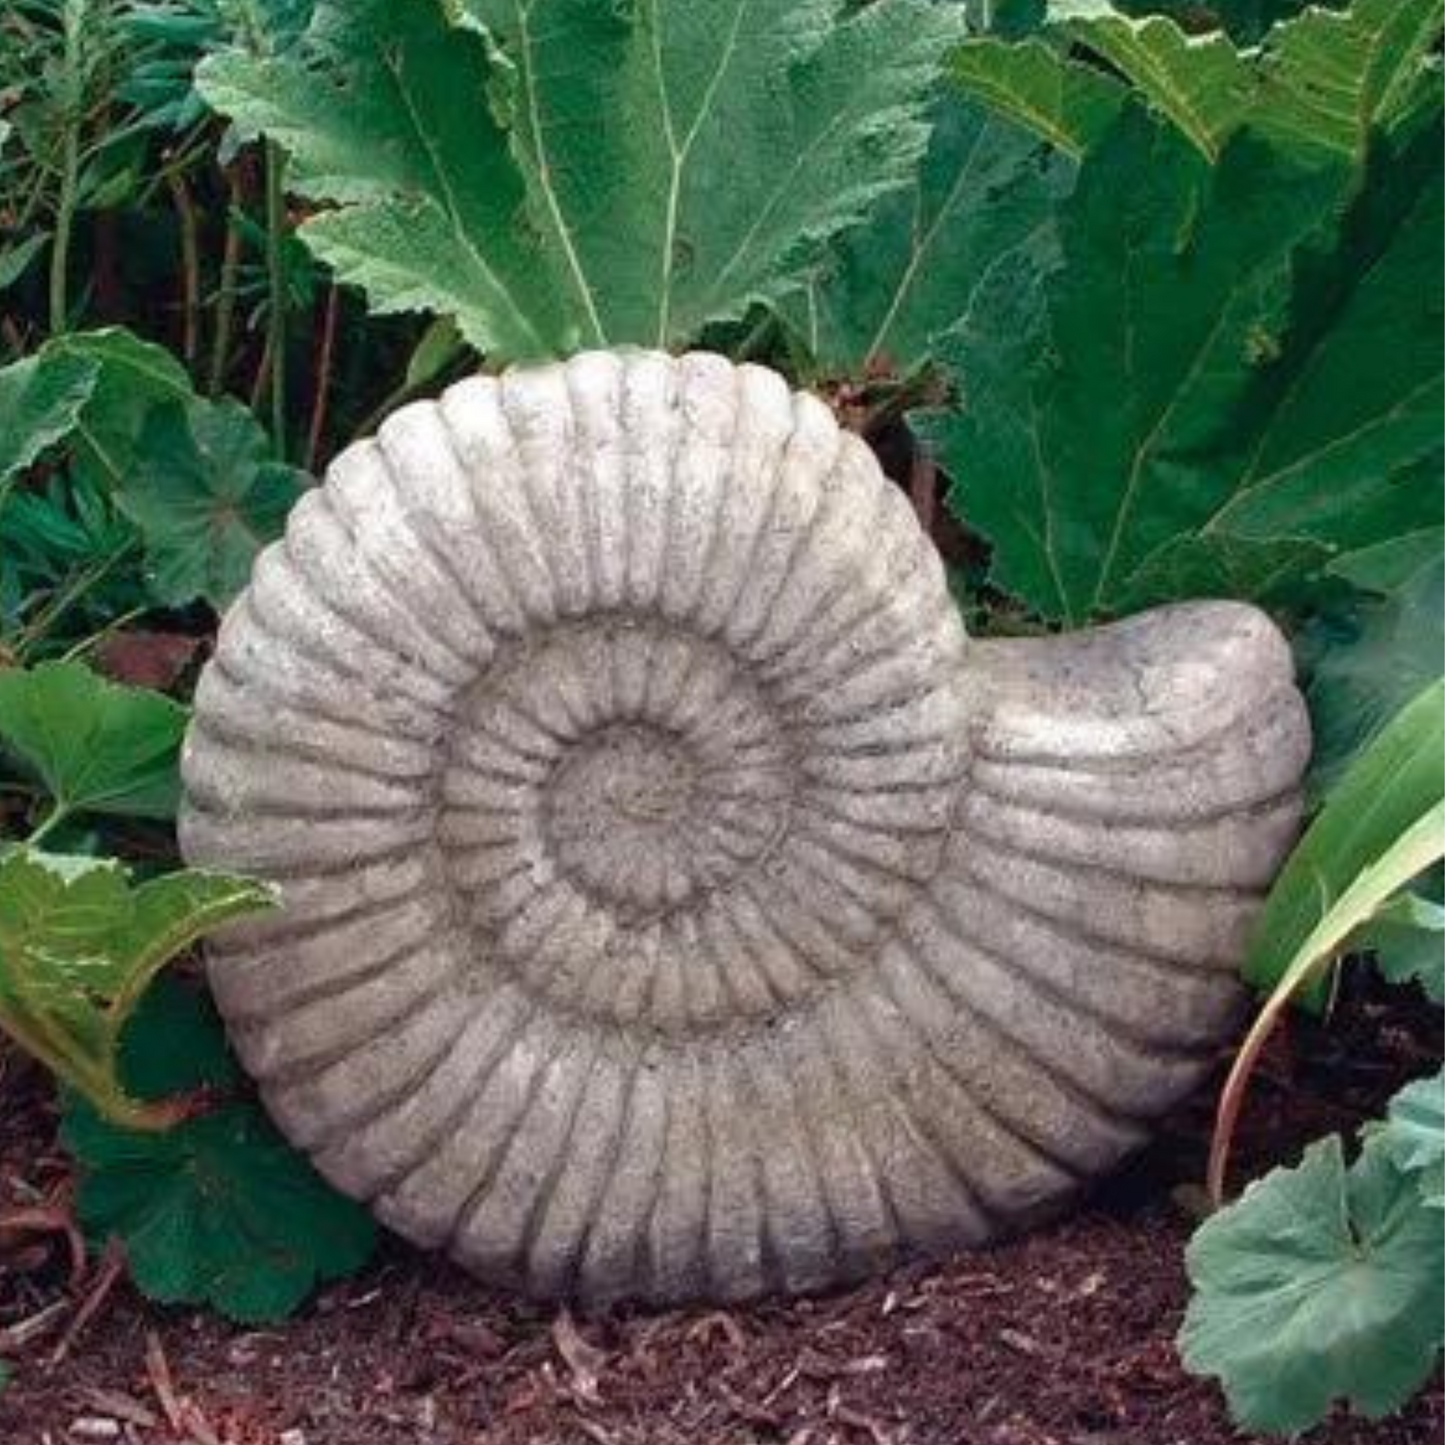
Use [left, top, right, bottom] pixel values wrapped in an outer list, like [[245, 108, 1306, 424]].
[[180, 349, 1310, 1306]]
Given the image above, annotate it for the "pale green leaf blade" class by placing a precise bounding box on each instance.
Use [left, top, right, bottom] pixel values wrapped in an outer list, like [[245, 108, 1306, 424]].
[[0, 350, 98, 488], [112, 399, 303, 610], [0, 660, 188, 820], [112, 869, 278, 1024], [949, 36, 1124, 158], [468, 0, 966, 348], [779, 98, 1071, 375], [1244, 682, 1445, 992], [1181, 1136, 1445, 1433], [196, 0, 574, 359]]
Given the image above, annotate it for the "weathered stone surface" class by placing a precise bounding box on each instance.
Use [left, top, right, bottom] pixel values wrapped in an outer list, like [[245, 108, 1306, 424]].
[[179, 349, 1311, 1306]]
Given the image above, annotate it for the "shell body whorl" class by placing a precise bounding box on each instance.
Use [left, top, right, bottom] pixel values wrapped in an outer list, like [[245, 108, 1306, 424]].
[[181, 350, 1310, 1305]]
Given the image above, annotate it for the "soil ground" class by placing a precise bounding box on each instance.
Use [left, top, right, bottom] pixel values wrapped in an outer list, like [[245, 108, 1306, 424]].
[[1, 973, 1440, 1445]]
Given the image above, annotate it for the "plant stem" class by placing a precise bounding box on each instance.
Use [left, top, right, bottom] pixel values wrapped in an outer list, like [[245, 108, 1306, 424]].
[[47, 3, 84, 334], [208, 172, 245, 396], [264, 139, 288, 458], [14, 540, 139, 660], [26, 805, 72, 849], [165, 164, 201, 364], [305, 283, 341, 472], [58, 603, 149, 664]]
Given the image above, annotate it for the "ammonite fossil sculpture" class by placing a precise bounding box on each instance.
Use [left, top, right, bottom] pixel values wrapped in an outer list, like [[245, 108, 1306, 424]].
[[180, 349, 1311, 1306]]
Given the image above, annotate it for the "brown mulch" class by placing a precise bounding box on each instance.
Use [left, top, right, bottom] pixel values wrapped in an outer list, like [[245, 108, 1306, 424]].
[[1, 976, 1440, 1445]]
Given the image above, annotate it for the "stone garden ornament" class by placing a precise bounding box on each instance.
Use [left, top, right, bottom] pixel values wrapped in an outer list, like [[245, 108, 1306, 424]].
[[180, 350, 1311, 1306]]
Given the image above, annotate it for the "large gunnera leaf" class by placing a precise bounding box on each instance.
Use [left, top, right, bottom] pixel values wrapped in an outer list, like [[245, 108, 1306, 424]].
[[1181, 1135, 1445, 1433], [921, 107, 1443, 624], [198, 0, 963, 360], [780, 96, 1072, 377]]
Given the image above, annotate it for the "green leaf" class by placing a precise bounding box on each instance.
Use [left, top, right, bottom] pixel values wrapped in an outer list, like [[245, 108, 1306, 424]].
[[0, 848, 275, 1128], [0, 231, 50, 292], [1107, 0, 1309, 46], [949, 36, 1125, 158], [923, 103, 1442, 624], [1308, 556, 1444, 791], [113, 399, 304, 610], [1329, 525, 1445, 594], [199, 0, 963, 358], [467, 0, 966, 348], [64, 979, 376, 1325], [0, 349, 98, 490], [1256, 0, 1444, 162], [404, 315, 467, 391], [1197, 131, 1443, 562], [198, 0, 573, 360], [40, 328, 195, 492], [1359, 890, 1445, 1003], [68, 1100, 375, 1322], [923, 113, 1329, 621], [1051, 6, 1252, 161], [779, 97, 1071, 375], [64, 980, 374, 1324], [0, 660, 187, 822], [115, 974, 242, 1099], [1375, 1070, 1445, 1206], [1181, 1135, 1445, 1434], [1245, 682, 1445, 992]]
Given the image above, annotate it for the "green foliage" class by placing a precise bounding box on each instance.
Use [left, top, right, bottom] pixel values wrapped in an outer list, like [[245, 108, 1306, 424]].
[[1181, 1130, 1445, 1434], [118, 0, 315, 133], [1192, 688, 1445, 1432], [1243, 682, 1445, 994], [196, 0, 964, 359], [780, 97, 1070, 377], [1360, 891, 1445, 1003], [0, 331, 301, 631], [40, 328, 195, 491], [949, 37, 1123, 158], [1252, 0, 1443, 161], [117, 398, 303, 608], [958, 0, 1441, 167], [1050, 6, 1252, 160], [0, 349, 98, 492], [0, 659, 188, 829], [0, 848, 275, 1130], [1307, 556, 1443, 791], [920, 97, 1442, 625], [64, 979, 377, 1323], [1375, 1069, 1445, 1206]]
